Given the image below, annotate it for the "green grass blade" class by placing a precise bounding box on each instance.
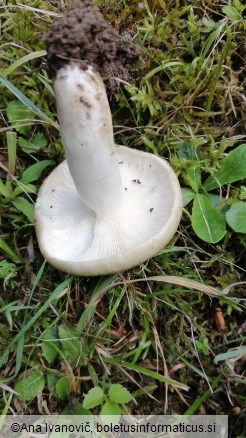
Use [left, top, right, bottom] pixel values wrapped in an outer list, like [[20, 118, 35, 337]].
[[76, 274, 118, 334], [6, 131, 17, 177], [103, 357, 189, 391], [89, 286, 126, 351], [2, 50, 47, 77], [0, 236, 21, 262], [206, 41, 228, 112], [0, 75, 57, 128], [184, 369, 225, 414], [0, 274, 73, 369]]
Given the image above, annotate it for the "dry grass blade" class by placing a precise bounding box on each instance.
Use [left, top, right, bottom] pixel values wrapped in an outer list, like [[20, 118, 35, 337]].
[[100, 275, 224, 297]]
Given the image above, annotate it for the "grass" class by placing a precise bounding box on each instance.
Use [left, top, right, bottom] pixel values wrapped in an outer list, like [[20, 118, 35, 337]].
[[0, 0, 246, 435]]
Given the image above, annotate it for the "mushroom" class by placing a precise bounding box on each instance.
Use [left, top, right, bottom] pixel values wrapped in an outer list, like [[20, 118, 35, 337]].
[[35, 1, 182, 276]]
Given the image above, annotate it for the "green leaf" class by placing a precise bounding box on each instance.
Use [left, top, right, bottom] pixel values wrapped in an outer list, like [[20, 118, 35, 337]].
[[226, 202, 246, 233], [100, 400, 121, 416], [214, 347, 246, 364], [185, 166, 201, 192], [204, 144, 246, 191], [62, 403, 91, 415], [47, 373, 58, 391], [12, 197, 34, 223], [191, 194, 226, 243], [222, 5, 240, 20], [181, 188, 195, 207], [178, 143, 201, 191], [0, 260, 17, 279], [19, 133, 47, 154], [0, 236, 21, 262], [83, 387, 104, 409], [0, 180, 12, 198], [14, 369, 45, 401], [21, 160, 53, 184], [108, 384, 133, 404], [0, 75, 57, 128], [42, 326, 59, 363], [58, 325, 88, 366], [56, 376, 71, 400], [6, 100, 34, 134], [12, 183, 36, 198], [233, 0, 246, 13]]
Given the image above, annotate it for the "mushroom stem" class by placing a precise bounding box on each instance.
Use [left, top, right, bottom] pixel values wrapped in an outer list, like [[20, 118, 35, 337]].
[[54, 63, 123, 217]]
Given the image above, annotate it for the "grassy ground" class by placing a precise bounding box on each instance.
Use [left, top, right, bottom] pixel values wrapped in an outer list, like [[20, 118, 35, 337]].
[[0, 0, 246, 435]]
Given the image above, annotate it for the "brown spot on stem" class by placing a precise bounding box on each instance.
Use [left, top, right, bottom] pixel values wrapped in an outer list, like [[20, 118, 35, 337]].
[[79, 96, 92, 108]]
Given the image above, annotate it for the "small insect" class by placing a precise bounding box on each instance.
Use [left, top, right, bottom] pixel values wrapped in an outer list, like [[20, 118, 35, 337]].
[[132, 179, 141, 184], [149, 208, 154, 213], [124, 187, 128, 191], [214, 307, 227, 332], [118, 161, 124, 164], [50, 205, 53, 208]]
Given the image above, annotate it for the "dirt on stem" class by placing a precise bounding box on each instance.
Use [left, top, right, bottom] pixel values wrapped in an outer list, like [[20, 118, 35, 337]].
[[44, 0, 140, 94]]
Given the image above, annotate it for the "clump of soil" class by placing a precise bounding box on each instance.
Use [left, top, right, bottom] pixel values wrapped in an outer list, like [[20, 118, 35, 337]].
[[44, 0, 116, 77], [44, 0, 141, 93]]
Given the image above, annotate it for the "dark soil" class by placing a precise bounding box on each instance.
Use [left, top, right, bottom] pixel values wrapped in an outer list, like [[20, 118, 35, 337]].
[[44, 0, 141, 94]]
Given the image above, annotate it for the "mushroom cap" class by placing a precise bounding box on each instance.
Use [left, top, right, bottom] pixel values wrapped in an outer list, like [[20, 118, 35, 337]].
[[35, 146, 182, 276]]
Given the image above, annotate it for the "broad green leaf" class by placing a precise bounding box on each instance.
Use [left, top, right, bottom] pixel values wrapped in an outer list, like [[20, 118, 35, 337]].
[[47, 373, 58, 391], [100, 400, 121, 416], [181, 187, 195, 207], [204, 144, 246, 191], [108, 384, 133, 404], [58, 325, 82, 363], [208, 193, 223, 210], [21, 160, 53, 184], [226, 201, 246, 233], [191, 194, 226, 243], [56, 376, 71, 400], [12, 197, 34, 223], [19, 132, 47, 154], [12, 183, 36, 198], [185, 166, 201, 192], [83, 387, 104, 409], [6, 100, 34, 134], [14, 370, 45, 401], [0, 180, 12, 198], [42, 326, 59, 363]]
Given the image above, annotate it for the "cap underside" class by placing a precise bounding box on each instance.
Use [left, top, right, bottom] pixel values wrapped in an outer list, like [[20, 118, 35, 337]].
[[35, 146, 182, 274]]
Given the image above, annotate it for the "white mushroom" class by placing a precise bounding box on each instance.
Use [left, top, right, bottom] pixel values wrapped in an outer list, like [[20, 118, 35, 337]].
[[35, 63, 182, 276]]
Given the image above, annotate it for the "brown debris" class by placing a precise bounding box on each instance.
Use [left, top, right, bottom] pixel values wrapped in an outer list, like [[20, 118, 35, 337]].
[[44, 0, 141, 96]]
